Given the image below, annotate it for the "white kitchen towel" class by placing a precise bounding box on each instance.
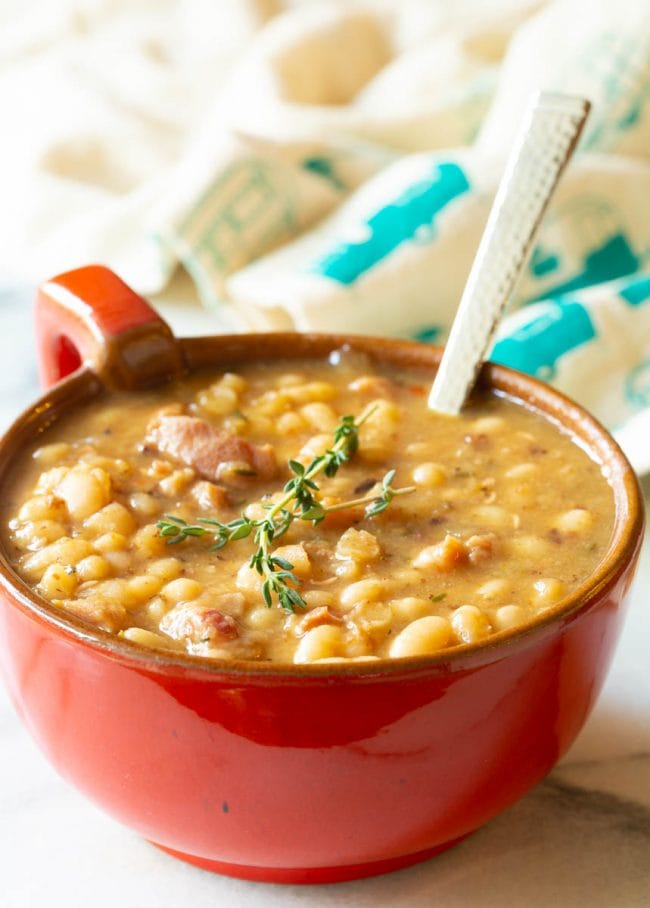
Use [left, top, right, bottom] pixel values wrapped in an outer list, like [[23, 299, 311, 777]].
[[0, 0, 649, 468]]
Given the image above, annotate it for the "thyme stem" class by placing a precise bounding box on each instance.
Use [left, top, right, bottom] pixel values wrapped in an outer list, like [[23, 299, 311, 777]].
[[322, 485, 415, 514], [264, 402, 377, 524]]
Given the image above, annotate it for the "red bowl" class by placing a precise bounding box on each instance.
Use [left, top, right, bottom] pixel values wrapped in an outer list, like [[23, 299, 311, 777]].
[[0, 266, 644, 884]]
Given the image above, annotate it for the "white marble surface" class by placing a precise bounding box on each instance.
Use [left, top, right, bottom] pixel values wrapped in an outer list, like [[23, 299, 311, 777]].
[[0, 283, 648, 908]]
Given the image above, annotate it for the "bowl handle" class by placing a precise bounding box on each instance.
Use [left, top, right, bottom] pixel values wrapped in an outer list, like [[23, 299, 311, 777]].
[[34, 265, 185, 390]]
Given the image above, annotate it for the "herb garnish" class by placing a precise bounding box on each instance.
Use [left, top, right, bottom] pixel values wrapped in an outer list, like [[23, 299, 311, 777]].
[[157, 406, 414, 611]]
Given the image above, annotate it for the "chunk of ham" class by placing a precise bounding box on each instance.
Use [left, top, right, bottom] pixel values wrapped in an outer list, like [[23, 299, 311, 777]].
[[297, 606, 343, 635], [146, 413, 276, 486], [466, 533, 496, 565], [160, 601, 240, 644]]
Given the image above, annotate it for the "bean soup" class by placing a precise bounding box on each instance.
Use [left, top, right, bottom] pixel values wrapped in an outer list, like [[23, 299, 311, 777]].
[[1, 351, 615, 663]]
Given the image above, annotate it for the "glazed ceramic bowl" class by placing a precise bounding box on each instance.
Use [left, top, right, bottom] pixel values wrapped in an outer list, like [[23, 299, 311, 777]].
[[0, 266, 644, 884]]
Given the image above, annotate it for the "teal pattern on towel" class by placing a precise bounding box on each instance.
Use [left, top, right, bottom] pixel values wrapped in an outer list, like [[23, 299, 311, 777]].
[[311, 162, 470, 285], [620, 275, 650, 306], [491, 299, 596, 380], [527, 232, 639, 301]]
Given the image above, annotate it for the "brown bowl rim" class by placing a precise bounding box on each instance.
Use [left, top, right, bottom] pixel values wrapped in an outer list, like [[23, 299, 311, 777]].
[[0, 333, 644, 680]]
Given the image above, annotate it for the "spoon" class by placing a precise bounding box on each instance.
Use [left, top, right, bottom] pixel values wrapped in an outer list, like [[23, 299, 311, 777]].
[[428, 91, 591, 415]]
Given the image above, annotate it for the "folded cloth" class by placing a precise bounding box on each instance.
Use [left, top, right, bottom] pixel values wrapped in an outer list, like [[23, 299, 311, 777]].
[[1, 0, 649, 469]]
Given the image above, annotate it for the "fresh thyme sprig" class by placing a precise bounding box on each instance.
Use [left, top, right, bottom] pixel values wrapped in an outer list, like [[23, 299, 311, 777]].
[[157, 474, 412, 545], [156, 406, 414, 611]]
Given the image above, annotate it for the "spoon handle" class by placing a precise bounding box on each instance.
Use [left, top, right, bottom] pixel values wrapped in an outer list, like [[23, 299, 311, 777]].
[[428, 92, 591, 415]]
